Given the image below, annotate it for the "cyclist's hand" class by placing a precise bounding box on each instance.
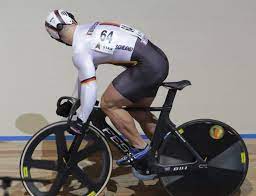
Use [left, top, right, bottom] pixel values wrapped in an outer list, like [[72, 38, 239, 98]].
[[56, 100, 73, 117], [69, 117, 87, 135]]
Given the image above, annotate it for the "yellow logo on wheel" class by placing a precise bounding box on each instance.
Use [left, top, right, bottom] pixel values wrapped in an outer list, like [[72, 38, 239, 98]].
[[178, 129, 184, 134], [241, 152, 246, 164], [88, 191, 96, 196], [23, 166, 28, 177], [209, 125, 225, 140]]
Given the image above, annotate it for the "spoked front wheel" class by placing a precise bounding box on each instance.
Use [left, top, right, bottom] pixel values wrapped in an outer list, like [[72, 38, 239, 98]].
[[20, 121, 112, 196], [159, 119, 249, 196]]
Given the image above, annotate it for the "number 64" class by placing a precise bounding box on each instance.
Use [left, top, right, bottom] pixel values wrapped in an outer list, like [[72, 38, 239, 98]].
[[100, 30, 113, 43]]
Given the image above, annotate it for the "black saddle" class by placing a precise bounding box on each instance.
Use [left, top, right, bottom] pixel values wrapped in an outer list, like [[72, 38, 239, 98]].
[[161, 80, 191, 90]]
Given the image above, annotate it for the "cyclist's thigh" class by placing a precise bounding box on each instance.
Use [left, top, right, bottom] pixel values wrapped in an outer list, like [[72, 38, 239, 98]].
[[112, 64, 160, 103], [101, 83, 134, 108]]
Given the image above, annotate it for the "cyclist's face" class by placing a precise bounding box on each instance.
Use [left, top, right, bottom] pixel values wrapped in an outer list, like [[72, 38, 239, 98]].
[[58, 24, 77, 45], [59, 24, 75, 37]]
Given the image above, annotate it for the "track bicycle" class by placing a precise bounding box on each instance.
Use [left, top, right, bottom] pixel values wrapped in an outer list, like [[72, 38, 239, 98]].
[[20, 80, 249, 196]]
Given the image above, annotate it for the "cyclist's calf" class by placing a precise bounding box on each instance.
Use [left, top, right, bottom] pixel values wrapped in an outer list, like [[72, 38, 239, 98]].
[[100, 84, 147, 149], [128, 111, 157, 139]]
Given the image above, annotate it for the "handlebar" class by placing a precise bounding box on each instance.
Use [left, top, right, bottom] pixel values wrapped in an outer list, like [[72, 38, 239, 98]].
[[57, 96, 101, 126], [57, 96, 80, 125]]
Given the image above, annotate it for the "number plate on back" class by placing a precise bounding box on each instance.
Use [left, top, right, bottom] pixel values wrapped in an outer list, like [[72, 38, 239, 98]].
[[91, 29, 117, 54]]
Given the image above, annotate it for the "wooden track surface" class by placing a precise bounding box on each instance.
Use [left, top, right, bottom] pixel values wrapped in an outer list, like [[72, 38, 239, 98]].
[[0, 140, 255, 196]]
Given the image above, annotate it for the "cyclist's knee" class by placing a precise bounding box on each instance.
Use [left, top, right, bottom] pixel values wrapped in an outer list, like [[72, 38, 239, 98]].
[[100, 96, 110, 111], [100, 96, 117, 112]]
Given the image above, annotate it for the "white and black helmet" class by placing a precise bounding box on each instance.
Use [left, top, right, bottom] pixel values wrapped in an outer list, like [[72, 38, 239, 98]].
[[45, 9, 77, 41]]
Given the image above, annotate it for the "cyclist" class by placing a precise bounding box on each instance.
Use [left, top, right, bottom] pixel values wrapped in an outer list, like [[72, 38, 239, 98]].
[[45, 9, 169, 166]]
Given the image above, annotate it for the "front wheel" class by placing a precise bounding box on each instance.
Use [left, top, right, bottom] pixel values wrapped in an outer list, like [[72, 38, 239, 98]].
[[20, 121, 113, 196], [159, 119, 249, 196]]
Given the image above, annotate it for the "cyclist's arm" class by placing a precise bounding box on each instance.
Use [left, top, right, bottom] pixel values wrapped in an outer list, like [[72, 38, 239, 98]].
[[73, 55, 97, 123]]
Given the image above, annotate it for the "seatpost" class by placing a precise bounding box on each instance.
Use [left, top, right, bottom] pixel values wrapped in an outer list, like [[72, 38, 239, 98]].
[[151, 89, 177, 153], [163, 89, 177, 109]]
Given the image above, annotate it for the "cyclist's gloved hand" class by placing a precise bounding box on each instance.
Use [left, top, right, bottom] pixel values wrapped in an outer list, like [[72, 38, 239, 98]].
[[69, 117, 88, 135], [56, 100, 73, 118]]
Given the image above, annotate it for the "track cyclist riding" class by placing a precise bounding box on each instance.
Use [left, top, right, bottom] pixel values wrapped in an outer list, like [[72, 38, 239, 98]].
[[45, 9, 169, 166], [21, 9, 248, 196]]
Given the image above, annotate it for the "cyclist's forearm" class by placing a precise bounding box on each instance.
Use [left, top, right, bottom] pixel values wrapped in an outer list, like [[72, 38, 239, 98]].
[[78, 80, 97, 123]]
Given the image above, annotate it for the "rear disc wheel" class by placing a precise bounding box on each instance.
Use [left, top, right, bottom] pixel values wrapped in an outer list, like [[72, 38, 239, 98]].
[[159, 119, 249, 196]]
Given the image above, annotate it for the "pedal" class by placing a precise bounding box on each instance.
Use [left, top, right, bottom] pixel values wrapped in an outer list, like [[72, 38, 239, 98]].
[[132, 167, 157, 181]]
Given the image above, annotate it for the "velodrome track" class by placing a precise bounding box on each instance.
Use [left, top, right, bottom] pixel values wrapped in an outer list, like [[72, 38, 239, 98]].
[[0, 140, 255, 196]]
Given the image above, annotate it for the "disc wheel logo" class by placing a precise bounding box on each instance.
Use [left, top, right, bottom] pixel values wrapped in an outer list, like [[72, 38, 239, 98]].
[[209, 125, 225, 140]]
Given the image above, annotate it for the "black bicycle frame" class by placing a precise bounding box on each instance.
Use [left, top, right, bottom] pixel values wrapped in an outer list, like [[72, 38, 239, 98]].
[[61, 87, 207, 177], [88, 88, 207, 176]]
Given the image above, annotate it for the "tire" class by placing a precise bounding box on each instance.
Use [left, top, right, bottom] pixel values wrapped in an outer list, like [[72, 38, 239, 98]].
[[159, 119, 249, 196], [20, 121, 113, 196]]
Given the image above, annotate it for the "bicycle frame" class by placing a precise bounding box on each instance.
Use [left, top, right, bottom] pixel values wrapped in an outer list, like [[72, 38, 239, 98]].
[[87, 88, 207, 177], [60, 86, 208, 177]]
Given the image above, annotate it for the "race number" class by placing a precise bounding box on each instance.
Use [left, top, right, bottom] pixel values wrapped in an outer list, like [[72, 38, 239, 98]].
[[92, 29, 116, 54]]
